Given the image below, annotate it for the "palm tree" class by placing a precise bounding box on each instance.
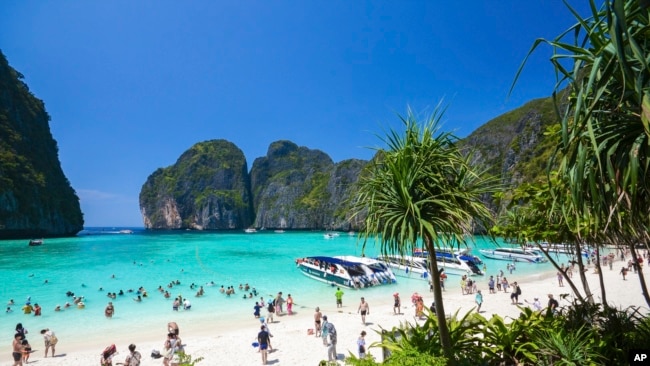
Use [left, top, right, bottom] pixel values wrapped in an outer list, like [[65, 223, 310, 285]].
[[353, 105, 497, 363], [512, 0, 650, 307]]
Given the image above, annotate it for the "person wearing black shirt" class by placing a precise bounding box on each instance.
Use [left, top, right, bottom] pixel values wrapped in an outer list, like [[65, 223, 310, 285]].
[[257, 325, 270, 365], [547, 294, 559, 315]]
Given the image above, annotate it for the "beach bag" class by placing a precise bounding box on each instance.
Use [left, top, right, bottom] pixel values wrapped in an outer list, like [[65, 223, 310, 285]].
[[516, 286, 522, 295], [50, 334, 59, 345], [267, 302, 274, 313]]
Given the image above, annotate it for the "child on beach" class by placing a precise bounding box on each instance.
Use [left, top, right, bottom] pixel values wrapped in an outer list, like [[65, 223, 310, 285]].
[[286, 294, 294, 315], [21, 339, 32, 364], [357, 331, 367, 359]]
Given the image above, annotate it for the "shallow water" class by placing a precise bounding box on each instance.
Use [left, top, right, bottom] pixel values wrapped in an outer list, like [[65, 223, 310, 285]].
[[1, 230, 569, 349]]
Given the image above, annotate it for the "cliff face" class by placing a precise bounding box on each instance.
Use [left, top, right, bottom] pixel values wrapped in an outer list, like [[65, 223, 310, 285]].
[[0, 50, 84, 239], [140, 97, 564, 231], [250, 140, 333, 229], [139, 139, 254, 230]]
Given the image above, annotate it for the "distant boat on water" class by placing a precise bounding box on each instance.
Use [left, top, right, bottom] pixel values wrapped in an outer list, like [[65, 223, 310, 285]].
[[244, 228, 257, 233], [479, 247, 547, 263], [28, 239, 43, 246]]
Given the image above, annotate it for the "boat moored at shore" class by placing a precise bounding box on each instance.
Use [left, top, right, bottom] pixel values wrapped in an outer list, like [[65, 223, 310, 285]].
[[479, 247, 547, 263], [296, 255, 397, 289]]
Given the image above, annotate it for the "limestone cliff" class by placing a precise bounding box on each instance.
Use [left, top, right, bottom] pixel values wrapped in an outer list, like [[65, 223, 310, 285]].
[[140, 97, 566, 231], [139, 139, 254, 230], [250, 140, 336, 229], [0, 50, 84, 239]]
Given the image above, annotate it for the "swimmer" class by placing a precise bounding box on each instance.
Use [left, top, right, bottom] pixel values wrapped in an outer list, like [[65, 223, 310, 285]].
[[44, 279, 48, 284], [134, 295, 142, 302], [64, 302, 71, 308], [8, 299, 14, 305], [54, 305, 61, 311], [6, 307, 12, 313]]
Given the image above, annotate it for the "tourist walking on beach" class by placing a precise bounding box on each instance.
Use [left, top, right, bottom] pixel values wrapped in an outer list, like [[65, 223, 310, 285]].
[[357, 297, 370, 325], [286, 294, 294, 315], [557, 271, 564, 287], [123, 343, 142, 366], [105, 301, 115, 318], [321, 315, 330, 346], [511, 282, 521, 304], [357, 331, 367, 359], [501, 277, 509, 292], [40, 329, 57, 357], [547, 294, 559, 316], [475, 290, 483, 312], [274, 292, 285, 314], [335, 287, 344, 308], [393, 293, 401, 314], [440, 270, 447, 291], [12, 333, 23, 366], [266, 300, 275, 323], [323, 316, 338, 362], [257, 325, 270, 365], [620, 266, 628, 280], [314, 307, 323, 337], [488, 276, 495, 294]]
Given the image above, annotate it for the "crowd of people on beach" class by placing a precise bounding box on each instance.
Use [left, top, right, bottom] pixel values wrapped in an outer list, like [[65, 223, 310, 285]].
[[7, 246, 648, 365], [10, 322, 57, 366]]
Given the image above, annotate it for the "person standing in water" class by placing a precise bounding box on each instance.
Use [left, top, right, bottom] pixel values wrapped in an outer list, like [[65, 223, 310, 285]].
[[334, 287, 344, 308]]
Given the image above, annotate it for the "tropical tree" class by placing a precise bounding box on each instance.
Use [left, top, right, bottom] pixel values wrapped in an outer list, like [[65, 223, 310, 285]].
[[513, 0, 650, 307], [353, 105, 498, 363]]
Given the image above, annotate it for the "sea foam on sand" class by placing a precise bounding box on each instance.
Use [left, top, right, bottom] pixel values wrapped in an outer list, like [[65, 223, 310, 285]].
[[6, 259, 648, 366]]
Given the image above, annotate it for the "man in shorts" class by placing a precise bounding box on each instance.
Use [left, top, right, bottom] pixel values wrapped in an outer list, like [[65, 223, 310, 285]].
[[357, 297, 370, 325], [257, 325, 270, 365], [12, 333, 23, 366], [314, 307, 323, 337], [335, 287, 344, 308]]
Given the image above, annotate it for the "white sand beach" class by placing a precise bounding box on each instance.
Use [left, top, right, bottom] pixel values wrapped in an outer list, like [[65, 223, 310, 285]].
[[6, 258, 649, 366]]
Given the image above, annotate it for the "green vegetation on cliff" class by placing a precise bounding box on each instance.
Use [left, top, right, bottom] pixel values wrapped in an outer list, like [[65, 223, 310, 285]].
[[0, 50, 83, 238], [139, 139, 254, 230]]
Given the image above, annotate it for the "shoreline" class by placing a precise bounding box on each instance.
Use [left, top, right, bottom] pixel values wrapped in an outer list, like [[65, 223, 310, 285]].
[[5, 257, 649, 366]]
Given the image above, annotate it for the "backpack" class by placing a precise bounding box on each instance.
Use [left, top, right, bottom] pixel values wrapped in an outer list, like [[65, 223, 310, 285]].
[[267, 302, 275, 313], [516, 286, 522, 295]]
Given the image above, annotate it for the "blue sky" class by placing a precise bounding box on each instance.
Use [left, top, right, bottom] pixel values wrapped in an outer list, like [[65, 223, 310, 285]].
[[0, 1, 591, 227]]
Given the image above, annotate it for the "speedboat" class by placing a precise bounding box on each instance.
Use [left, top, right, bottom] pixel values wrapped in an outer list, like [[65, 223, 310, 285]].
[[530, 242, 589, 258], [411, 248, 484, 276], [323, 232, 340, 239], [244, 228, 257, 233], [376, 255, 431, 280], [479, 247, 547, 263], [28, 239, 43, 246], [296, 256, 397, 289]]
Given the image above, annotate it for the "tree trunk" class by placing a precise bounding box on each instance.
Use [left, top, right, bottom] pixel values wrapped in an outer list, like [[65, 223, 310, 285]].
[[595, 245, 607, 305], [574, 241, 595, 304], [629, 242, 650, 308], [536, 244, 586, 303], [425, 237, 454, 365]]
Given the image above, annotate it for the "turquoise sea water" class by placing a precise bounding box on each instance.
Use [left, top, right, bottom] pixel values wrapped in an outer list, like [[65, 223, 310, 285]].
[[1, 229, 567, 351]]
